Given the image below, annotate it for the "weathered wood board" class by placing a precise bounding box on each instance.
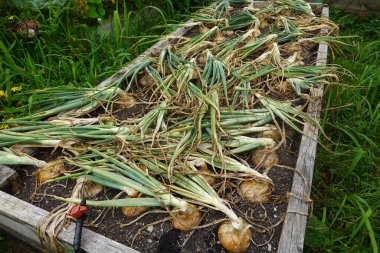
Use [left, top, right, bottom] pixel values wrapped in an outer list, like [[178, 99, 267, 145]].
[[0, 189, 138, 252], [0, 2, 329, 253], [278, 6, 329, 253]]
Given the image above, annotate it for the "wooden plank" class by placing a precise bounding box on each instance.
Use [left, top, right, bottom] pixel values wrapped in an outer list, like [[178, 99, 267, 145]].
[[277, 6, 329, 253], [98, 20, 198, 88], [0, 187, 138, 253], [0, 165, 20, 193]]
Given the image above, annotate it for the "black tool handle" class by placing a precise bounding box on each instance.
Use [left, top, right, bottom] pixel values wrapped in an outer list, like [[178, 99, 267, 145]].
[[73, 199, 86, 253], [73, 215, 85, 253]]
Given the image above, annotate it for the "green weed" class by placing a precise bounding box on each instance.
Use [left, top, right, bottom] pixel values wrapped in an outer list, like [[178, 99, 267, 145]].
[[305, 9, 380, 253], [0, 1, 212, 119]]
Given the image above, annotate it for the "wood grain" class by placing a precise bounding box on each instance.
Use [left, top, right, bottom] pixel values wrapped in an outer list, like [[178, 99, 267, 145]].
[[277, 6, 329, 253]]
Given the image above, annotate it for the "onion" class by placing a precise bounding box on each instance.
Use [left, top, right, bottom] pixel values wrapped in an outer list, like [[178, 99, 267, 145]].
[[223, 30, 235, 36], [116, 91, 136, 109], [125, 188, 140, 198], [197, 52, 207, 67], [261, 125, 282, 143], [273, 80, 293, 95], [199, 24, 209, 34], [218, 219, 252, 253], [239, 180, 272, 204], [251, 148, 279, 169], [195, 159, 216, 185], [171, 204, 201, 231], [122, 204, 148, 217], [214, 29, 226, 43], [36, 160, 64, 183], [81, 178, 104, 198]]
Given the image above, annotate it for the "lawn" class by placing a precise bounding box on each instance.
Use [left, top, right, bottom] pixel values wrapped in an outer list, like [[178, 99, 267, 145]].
[[0, 1, 379, 253]]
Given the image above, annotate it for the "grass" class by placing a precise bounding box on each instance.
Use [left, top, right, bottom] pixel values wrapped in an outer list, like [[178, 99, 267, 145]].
[[305, 9, 380, 253], [0, 1, 212, 119]]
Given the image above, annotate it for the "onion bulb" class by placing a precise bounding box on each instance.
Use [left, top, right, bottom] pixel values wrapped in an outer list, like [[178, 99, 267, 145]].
[[197, 52, 207, 67], [261, 125, 282, 143], [223, 30, 235, 36], [36, 160, 64, 183], [199, 24, 209, 34], [251, 148, 279, 169], [116, 91, 136, 109], [214, 29, 226, 43], [81, 178, 104, 198], [218, 218, 252, 253], [275, 80, 293, 95], [125, 188, 140, 198], [239, 180, 272, 204], [122, 204, 148, 217], [171, 204, 201, 231], [195, 159, 216, 185]]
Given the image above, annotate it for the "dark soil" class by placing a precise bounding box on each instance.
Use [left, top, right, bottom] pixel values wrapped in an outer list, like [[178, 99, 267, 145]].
[[15, 128, 300, 253]]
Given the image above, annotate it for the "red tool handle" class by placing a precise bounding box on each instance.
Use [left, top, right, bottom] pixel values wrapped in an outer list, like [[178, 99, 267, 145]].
[[68, 205, 88, 219]]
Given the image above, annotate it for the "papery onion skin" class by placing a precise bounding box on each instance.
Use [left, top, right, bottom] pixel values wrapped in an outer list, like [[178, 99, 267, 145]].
[[218, 219, 252, 253], [239, 180, 272, 204], [261, 125, 282, 143], [116, 91, 136, 109], [251, 148, 279, 169], [36, 160, 64, 183], [122, 206, 148, 217], [196, 162, 216, 185], [82, 179, 104, 198], [171, 204, 201, 231]]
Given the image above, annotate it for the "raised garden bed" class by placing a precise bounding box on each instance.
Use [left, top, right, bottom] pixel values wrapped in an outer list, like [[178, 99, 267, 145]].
[[0, 1, 330, 253]]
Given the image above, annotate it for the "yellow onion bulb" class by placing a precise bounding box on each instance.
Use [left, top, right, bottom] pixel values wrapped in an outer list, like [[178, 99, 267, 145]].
[[125, 188, 140, 198], [223, 30, 235, 36], [239, 180, 272, 204], [214, 29, 226, 43], [261, 125, 282, 143], [197, 53, 207, 67], [199, 24, 209, 34], [116, 91, 136, 109], [171, 204, 201, 231], [251, 148, 279, 169], [122, 205, 148, 217], [218, 219, 252, 253], [195, 159, 216, 185], [36, 160, 64, 184], [81, 179, 104, 198]]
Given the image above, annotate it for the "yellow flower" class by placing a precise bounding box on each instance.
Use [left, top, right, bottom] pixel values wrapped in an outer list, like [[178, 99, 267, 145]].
[[0, 117, 14, 129], [11, 86, 22, 92], [0, 124, 9, 130], [8, 16, 14, 21], [0, 90, 8, 101]]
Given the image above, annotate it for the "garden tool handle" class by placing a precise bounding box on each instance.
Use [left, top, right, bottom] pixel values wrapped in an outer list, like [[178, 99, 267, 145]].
[[73, 214, 85, 253], [68, 199, 87, 253]]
